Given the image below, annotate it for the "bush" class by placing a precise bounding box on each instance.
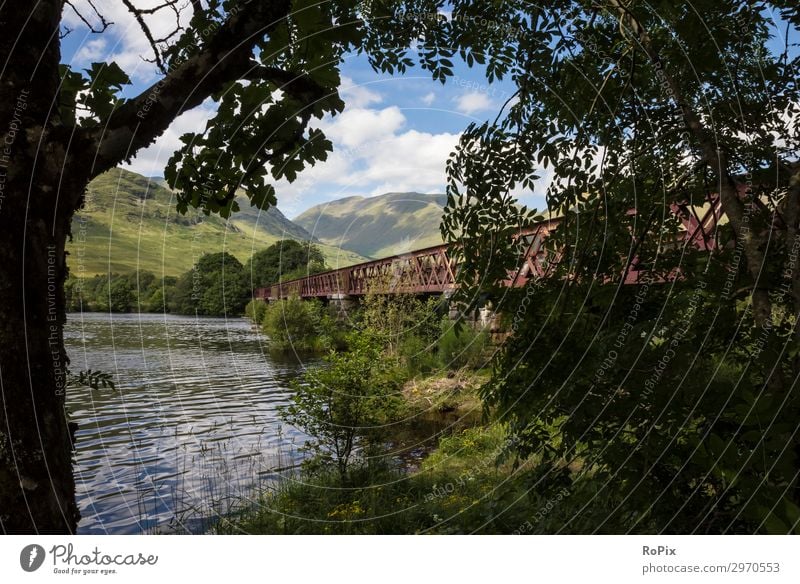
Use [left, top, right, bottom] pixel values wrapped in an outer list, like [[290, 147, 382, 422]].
[[358, 292, 442, 354], [244, 298, 268, 323], [262, 296, 335, 352], [398, 334, 440, 377], [280, 331, 404, 478], [438, 322, 490, 370]]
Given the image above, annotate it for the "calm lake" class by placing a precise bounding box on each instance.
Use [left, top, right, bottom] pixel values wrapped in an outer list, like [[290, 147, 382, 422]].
[[64, 312, 311, 534]]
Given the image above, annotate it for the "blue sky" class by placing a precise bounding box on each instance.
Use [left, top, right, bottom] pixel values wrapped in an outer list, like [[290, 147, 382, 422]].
[[59, 3, 523, 218], [59, 3, 796, 218]]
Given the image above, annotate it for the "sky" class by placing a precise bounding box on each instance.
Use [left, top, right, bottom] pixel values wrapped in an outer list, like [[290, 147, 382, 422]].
[[58, 2, 528, 218], [58, 3, 796, 219]]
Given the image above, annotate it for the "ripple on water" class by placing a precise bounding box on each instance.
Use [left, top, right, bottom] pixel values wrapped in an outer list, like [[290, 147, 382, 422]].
[[66, 312, 311, 534]]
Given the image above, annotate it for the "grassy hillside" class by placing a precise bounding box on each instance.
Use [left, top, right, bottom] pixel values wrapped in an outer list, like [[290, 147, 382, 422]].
[[67, 169, 366, 277], [293, 192, 447, 259]]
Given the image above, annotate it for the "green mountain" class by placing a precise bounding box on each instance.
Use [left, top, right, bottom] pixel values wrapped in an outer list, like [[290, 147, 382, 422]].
[[67, 168, 367, 277], [293, 192, 447, 259]]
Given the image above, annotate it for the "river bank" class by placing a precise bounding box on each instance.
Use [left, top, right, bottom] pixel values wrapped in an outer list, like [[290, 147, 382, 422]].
[[219, 295, 612, 535], [211, 366, 588, 535]]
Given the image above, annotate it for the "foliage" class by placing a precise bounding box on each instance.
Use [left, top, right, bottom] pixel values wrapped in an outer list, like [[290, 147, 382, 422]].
[[437, 322, 490, 371], [261, 296, 342, 353], [64, 242, 330, 317], [65, 272, 177, 314], [280, 332, 404, 478], [153, 1, 463, 219], [244, 239, 326, 289], [359, 291, 442, 355], [105, 278, 136, 313], [483, 276, 800, 533], [219, 423, 630, 534], [21, 0, 800, 535], [356, 291, 490, 375], [67, 369, 116, 391], [436, 2, 800, 533], [169, 252, 249, 316], [244, 299, 268, 323], [397, 334, 440, 377]]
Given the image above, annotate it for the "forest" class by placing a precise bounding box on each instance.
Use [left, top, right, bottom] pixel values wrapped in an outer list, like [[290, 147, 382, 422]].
[[63, 240, 326, 316]]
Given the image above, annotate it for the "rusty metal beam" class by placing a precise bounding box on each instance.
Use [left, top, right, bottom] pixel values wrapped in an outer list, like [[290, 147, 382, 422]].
[[254, 196, 724, 301]]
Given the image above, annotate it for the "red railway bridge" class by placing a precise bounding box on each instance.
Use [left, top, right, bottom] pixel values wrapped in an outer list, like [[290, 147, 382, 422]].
[[254, 195, 724, 303]]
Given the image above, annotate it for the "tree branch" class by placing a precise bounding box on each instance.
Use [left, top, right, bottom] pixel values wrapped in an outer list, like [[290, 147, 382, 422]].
[[120, 0, 180, 74], [606, 0, 774, 329], [81, 0, 295, 185], [64, 0, 112, 34]]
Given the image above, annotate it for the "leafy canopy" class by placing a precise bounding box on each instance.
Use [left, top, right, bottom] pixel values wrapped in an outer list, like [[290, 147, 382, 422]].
[[437, 1, 800, 533], [60, 0, 468, 217]]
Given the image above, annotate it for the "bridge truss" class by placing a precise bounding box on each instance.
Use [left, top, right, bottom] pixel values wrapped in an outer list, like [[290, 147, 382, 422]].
[[254, 195, 725, 301]]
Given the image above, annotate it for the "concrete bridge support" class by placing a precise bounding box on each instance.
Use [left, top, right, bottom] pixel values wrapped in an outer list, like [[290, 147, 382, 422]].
[[328, 293, 358, 318], [442, 290, 501, 332]]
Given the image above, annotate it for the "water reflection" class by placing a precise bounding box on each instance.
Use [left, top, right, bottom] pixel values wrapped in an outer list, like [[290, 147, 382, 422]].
[[65, 312, 311, 534]]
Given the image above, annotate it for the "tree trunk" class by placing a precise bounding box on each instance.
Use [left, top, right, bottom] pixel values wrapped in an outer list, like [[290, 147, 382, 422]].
[[0, 209, 78, 534], [0, 0, 83, 534]]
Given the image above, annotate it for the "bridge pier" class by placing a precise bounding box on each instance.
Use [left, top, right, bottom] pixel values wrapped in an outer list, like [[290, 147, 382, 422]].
[[442, 290, 500, 332], [443, 290, 461, 321], [328, 293, 358, 317]]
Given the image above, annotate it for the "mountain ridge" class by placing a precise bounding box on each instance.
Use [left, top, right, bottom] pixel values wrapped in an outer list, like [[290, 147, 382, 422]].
[[67, 168, 365, 277], [294, 192, 447, 259]]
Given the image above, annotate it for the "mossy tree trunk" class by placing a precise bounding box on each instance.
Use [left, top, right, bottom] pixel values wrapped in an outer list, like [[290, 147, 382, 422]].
[[0, 0, 87, 533]]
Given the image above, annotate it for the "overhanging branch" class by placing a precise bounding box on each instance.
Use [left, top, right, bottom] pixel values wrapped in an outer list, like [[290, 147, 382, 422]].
[[81, 0, 296, 185]]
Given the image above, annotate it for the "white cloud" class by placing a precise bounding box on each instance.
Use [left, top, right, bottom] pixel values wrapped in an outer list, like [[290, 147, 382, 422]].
[[60, 5, 487, 214], [354, 129, 459, 188], [339, 77, 383, 108], [454, 91, 493, 115], [72, 38, 108, 65], [320, 106, 406, 148], [61, 1, 464, 222], [63, 0, 192, 83], [275, 106, 460, 215]]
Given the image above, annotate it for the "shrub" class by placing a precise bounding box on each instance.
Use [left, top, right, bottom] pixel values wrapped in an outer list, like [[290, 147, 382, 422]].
[[438, 322, 490, 370], [358, 291, 442, 355], [244, 298, 268, 323], [398, 334, 440, 377], [262, 296, 329, 352], [280, 332, 404, 478]]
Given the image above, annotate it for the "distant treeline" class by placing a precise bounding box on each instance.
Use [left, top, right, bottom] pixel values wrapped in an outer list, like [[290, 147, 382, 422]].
[[65, 240, 326, 316]]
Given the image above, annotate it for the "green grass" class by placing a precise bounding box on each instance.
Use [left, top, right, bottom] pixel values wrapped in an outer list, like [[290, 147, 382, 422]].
[[67, 168, 367, 277], [210, 363, 638, 535], [215, 423, 585, 535]]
